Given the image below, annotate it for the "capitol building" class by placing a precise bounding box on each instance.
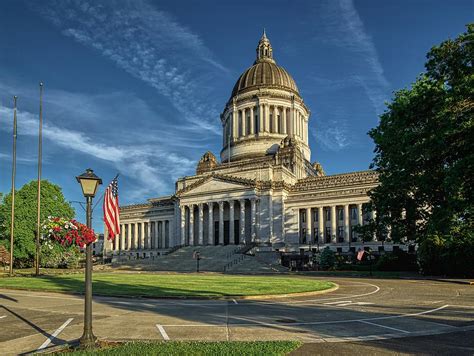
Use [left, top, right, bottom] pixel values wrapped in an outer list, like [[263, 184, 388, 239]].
[[108, 32, 398, 259]]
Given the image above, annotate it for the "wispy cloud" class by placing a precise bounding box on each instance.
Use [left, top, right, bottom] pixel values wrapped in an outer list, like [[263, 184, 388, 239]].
[[316, 0, 390, 113], [33, 0, 227, 135], [0, 92, 196, 201]]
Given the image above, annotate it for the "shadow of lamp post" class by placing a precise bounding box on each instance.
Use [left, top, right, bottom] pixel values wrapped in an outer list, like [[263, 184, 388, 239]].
[[76, 168, 102, 348]]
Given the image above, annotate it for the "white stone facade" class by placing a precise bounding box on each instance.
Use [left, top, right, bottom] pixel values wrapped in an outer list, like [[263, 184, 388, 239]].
[[107, 32, 403, 258]]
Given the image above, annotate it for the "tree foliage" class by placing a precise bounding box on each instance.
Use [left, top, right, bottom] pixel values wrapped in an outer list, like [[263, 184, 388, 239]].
[[366, 24, 473, 244], [365, 24, 473, 275], [0, 180, 76, 267]]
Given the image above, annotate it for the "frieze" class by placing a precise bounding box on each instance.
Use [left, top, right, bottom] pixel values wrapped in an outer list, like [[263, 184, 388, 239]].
[[291, 170, 378, 192]]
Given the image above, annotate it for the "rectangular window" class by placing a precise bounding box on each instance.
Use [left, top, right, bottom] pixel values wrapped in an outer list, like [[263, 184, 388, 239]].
[[338, 226, 344, 242], [313, 210, 318, 222], [313, 227, 318, 241], [326, 209, 331, 221], [338, 209, 343, 221], [351, 207, 357, 220], [301, 210, 306, 223], [300, 228, 306, 244], [325, 227, 331, 243]]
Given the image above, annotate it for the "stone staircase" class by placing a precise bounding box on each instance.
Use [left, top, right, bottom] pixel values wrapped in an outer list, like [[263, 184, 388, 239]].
[[113, 245, 241, 272], [112, 245, 289, 273]]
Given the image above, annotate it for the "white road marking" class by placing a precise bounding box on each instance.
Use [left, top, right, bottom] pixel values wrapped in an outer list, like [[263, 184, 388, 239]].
[[324, 301, 352, 305], [232, 299, 238, 304], [359, 320, 410, 334], [156, 324, 170, 340], [337, 302, 375, 307], [161, 305, 450, 327], [0, 316, 6, 319], [37, 318, 73, 351]]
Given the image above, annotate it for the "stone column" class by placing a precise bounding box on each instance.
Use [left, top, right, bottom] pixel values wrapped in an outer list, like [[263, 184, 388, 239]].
[[240, 109, 246, 137], [189, 205, 194, 246], [372, 210, 377, 241], [218, 201, 224, 245], [232, 109, 237, 141], [133, 223, 138, 250], [282, 107, 287, 134], [273, 106, 278, 133], [306, 207, 312, 245], [357, 203, 364, 226], [259, 104, 264, 134], [265, 104, 270, 133], [331, 206, 337, 243], [120, 224, 125, 252], [250, 198, 257, 242], [240, 199, 246, 244], [208, 202, 214, 245], [318, 207, 324, 244], [344, 204, 350, 243], [250, 106, 254, 135], [198, 203, 204, 245], [140, 222, 145, 250], [229, 200, 235, 245], [180, 206, 186, 245]]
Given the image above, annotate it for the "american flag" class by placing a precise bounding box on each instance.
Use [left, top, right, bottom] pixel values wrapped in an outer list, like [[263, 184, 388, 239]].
[[103, 176, 120, 240]]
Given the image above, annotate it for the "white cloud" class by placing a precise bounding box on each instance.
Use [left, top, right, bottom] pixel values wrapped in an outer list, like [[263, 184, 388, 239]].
[[317, 0, 390, 113], [34, 0, 226, 135]]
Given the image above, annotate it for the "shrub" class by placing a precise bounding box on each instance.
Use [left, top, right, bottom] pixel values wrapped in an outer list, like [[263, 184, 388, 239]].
[[375, 250, 418, 272], [320, 247, 336, 270]]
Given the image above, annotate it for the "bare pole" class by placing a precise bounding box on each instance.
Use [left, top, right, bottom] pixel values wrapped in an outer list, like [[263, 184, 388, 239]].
[[9, 96, 18, 277], [35, 83, 43, 276]]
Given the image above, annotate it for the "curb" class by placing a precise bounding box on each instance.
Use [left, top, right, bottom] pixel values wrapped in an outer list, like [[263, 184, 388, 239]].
[[425, 278, 474, 285]]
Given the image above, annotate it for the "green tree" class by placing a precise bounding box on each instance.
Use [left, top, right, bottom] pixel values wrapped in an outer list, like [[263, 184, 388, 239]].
[[0, 180, 75, 267], [319, 247, 336, 270], [366, 24, 473, 245]]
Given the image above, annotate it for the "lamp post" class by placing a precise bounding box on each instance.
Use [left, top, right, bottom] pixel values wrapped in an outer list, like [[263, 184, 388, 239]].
[[76, 169, 102, 348]]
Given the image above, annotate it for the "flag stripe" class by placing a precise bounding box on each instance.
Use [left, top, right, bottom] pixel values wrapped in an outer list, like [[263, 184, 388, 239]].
[[103, 177, 120, 240]]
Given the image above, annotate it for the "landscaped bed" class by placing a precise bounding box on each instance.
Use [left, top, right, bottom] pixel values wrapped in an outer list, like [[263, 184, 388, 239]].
[[0, 272, 334, 298], [56, 341, 302, 355]]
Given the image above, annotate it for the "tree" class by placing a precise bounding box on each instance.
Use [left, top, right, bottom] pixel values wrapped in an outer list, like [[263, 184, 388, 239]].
[[365, 25, 473, 275], [366, 24, 473, 242], [0, 180, 75, 267]]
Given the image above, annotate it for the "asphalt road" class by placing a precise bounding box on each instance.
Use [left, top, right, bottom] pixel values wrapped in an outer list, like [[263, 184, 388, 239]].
[[0, 276, 473, 355]]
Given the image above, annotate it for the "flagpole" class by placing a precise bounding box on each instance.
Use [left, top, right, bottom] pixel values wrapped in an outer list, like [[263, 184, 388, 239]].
[[9, 96, 18, 277], [35, 83, 43, 276]]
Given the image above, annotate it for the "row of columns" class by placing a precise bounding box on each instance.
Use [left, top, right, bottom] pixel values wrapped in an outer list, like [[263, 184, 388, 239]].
[[300, 204, 368, 244], [223, 104, 307, 144], [180, 198, 257, 246], [112, 220, 171, 252]]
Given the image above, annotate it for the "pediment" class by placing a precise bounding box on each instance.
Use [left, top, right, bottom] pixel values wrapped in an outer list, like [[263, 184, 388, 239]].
[[177, 174, 255, 197]]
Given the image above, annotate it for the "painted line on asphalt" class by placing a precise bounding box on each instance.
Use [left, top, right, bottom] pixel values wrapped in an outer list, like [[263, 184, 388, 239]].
[[324, 301, 352, 305], [0, 316, 6, 319], [359, 320, 410, 334], [156, 324, 170, 340], [161, 305, 450, 328], [37, 318, 74, 351], [232, 299, 238, 305]]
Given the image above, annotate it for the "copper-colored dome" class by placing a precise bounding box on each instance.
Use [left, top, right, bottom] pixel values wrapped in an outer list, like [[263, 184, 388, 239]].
[[231, 60, 299, 97]]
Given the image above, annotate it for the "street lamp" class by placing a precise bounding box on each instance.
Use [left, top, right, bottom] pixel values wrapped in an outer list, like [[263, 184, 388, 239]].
[[76, 168, 102, 348]]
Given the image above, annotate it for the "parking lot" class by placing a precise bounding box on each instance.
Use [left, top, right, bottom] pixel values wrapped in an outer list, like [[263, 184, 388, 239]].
[[0, 277, 473, 354]]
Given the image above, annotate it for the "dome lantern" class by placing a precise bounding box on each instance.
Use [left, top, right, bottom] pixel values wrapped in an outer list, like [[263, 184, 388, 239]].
[[255, 29, 274, 63]]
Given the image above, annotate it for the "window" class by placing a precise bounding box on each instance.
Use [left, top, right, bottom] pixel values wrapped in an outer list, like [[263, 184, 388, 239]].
[[313, 210, 318, 222], [338, 209, 343, 221], [313, 228, 319, 241], [351, 207, 357, 220], [301, 210, 306, 223], [351, 226, 357, 242], [338, 226, 344, 242], [325, 227, 331, 243], [326, 208, 331, 221], [300, 228, 306, 244]]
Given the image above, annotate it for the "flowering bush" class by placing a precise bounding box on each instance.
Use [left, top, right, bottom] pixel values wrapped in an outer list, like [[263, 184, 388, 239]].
[[42, 216, 96, 248]]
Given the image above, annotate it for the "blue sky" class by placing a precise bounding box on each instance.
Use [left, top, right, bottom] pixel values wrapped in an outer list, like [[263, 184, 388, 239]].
[[0, 0, 472, 231]]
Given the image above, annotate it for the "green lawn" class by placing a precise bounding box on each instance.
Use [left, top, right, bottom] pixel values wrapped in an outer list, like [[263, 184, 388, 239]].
[[58, 341, 302, 356], [0, 272, 334, 298]]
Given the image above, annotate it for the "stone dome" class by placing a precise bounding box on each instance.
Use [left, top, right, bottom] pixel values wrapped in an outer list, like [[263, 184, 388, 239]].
[[231, 61, 299, 97], [230, 30, 299, 98]]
